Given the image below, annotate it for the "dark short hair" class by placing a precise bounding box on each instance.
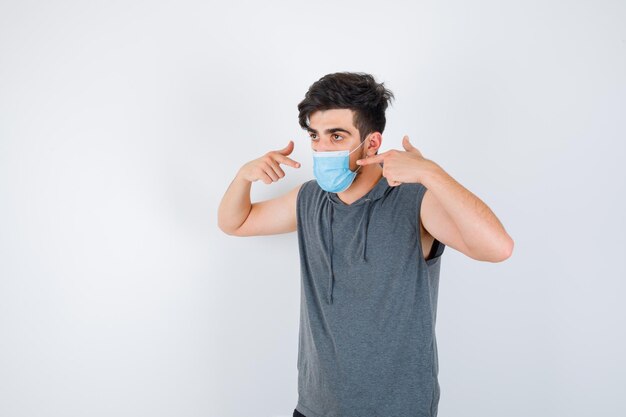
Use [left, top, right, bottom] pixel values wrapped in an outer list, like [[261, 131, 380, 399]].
[[297, 72, 395, 142]]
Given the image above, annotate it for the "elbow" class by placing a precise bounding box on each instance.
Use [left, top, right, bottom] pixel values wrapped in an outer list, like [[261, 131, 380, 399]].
[[219, 226, 242, 237], [219, 227, 235, 236], [474, 236, 513, 263], [492, 237, 514, 262], [217, 224, 230, 235], [217, 218, 240, 236]]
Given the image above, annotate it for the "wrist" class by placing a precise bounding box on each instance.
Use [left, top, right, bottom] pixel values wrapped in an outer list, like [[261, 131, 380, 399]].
[[235, 168, 252, 184], [420, 159, 445, 188]]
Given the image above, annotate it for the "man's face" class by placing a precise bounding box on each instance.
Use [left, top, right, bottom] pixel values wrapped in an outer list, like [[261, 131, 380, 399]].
[[307, 108, 367, 171]]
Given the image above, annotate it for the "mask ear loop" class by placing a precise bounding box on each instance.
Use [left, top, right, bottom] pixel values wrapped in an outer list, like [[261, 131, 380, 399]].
[[350, 135, 370, 174], [348, 136, 367, 155]]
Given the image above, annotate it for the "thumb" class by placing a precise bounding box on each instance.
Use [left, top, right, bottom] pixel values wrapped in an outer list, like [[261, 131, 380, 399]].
[[402, 135, 416, 152], [277, 140, 295, 155]]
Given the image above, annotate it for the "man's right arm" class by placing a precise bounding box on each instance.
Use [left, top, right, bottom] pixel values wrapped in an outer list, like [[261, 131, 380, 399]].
[[217, 140, 302, 237]]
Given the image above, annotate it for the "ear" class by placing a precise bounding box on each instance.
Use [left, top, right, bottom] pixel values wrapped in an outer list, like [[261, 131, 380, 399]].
[[365, 132, 382, 156]]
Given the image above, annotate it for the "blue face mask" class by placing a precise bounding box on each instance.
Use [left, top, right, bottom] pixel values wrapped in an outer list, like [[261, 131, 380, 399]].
[[312, 139, 366, 193]]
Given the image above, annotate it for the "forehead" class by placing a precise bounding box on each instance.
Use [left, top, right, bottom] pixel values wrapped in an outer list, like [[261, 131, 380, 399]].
[[308, 108, 356, 130]]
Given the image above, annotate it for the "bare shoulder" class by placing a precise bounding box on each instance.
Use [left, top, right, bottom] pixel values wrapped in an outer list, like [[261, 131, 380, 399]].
[[282, 183, 304, 212], [282, 182, 304, 208]]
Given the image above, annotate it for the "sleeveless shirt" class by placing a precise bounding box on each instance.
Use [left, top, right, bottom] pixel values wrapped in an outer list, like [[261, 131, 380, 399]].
[[294, 175, 446, 417]]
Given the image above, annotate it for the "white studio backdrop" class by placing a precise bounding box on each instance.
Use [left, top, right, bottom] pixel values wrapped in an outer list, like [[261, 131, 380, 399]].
[[1, 1, 625, 416]]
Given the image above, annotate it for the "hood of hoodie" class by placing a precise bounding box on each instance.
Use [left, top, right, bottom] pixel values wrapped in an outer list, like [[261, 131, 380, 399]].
[[323, 175, 391, 305]]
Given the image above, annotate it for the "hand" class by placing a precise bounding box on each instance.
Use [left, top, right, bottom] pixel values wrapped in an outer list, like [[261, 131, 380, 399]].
[[356, 135, 430, 186], [238, 140, 301, 184]]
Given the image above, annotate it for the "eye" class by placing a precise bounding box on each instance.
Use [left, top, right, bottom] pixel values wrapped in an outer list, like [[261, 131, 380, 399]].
[[309, 133, 319, 141], [332, 134, 343, 141]]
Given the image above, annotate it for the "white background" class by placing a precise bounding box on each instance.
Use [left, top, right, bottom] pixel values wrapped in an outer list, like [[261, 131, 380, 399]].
[[1, 1, 625, 416]]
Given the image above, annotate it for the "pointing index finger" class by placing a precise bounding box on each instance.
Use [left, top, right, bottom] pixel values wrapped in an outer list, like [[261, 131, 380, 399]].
[[356, 153, 386, 166], [276, 154, 301, 168]]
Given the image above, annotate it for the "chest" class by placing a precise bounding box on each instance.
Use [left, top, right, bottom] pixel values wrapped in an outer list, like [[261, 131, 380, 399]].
[[325, 207, 436, 263], [310, 203, 430, 266]]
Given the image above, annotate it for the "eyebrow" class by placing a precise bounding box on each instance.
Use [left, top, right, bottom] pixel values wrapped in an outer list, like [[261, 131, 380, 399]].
[[306, 127, 353, 136]]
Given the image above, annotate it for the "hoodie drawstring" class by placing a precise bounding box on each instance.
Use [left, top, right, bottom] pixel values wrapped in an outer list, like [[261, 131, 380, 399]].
[[326, 197, 335, 304], [361, 199, 372, 262]]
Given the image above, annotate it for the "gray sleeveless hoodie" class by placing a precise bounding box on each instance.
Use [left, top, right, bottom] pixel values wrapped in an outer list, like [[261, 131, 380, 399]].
[[295, 175, 446, 417]]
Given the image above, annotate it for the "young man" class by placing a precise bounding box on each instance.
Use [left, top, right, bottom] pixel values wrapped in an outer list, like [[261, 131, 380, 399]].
[[218, 72, 514, 417]]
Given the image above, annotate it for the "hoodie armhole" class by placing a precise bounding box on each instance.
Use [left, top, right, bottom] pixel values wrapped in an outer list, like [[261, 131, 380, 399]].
[[296, 180, 317, 224], [295, 180, 310, 222], [416, 184, 446, 266]]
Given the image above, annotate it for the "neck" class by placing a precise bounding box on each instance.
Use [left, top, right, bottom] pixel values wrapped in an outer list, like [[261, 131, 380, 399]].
[[336, 164, 383, 205]]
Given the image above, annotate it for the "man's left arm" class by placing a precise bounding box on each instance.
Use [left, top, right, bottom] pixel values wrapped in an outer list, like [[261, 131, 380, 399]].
[[357, 135, 514, 263], [419, 160, 514, 262]]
